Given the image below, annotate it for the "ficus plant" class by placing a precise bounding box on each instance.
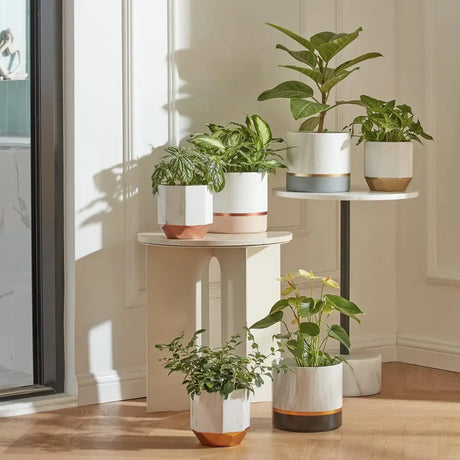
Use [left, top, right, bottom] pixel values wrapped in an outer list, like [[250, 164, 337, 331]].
[[188, 114, 286, 174], [250, 270, 364, 367], [345, 95, 433, 144], [151, 146, 225, 195], [155, 329, 285, 400], [257, 24, 382, 133]]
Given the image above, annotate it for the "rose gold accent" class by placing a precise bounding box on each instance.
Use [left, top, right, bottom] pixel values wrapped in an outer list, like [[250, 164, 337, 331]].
[[192, 428, 249, 447], [273, 407, 342, 416], [365, 177, 412, 192], [161, 224, 209, 239], [210, 215, 267, 234], [213, 211, 268, 217], [287, 172, 350, 177]]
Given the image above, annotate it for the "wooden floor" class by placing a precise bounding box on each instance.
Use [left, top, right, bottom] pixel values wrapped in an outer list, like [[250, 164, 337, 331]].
[[0, 362, 460, 459]]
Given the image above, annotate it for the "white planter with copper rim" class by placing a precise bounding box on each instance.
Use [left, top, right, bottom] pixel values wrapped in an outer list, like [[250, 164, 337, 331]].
[[157, 185, 213, 239], [190, 389, 250, 447], [286, 132, 351, 193], [364, 141, 413, 191], [211, 172, 267, 233], [272, 360, 343, 432]]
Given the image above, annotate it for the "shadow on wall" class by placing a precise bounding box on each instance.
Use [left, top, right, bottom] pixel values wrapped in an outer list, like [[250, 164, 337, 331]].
[[74, 146, 163, 404]]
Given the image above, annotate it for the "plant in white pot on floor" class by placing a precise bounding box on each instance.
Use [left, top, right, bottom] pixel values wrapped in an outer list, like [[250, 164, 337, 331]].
[[151, 146, 224, 239], [189, 114, 286, 233], [250, 270, 363, 432], [257, 24, 382, 192], [155, 329, 282, 447], [345, 95, 433, 191]]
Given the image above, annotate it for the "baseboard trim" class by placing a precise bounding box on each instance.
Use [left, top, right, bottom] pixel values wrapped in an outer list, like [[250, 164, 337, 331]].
[[397, 334, 460, 373], [77, 365, 146, 406], [0, 394, 78, 418]]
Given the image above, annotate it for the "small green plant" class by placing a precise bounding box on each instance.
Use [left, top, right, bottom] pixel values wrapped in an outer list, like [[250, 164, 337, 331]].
[[155, 329, 284, 399], [345, 95, 433, 144], [188, 114, 286, 174], [250, 270, 364, 367], [151, 146, 225, 195], [257, 24, 382, 132]]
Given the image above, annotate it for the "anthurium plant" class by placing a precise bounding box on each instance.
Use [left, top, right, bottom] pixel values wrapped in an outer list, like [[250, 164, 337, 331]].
[[188, 114, 286, 174], [258, 24, 382, 132], [345, 95, 433, 144], [151, 146, 225, 195], [155, 329, 284, 400], [250, 270, 364, 367]]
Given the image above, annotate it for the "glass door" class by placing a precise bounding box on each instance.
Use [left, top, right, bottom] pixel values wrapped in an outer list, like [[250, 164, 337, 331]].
[[0, 0, 33, 391]]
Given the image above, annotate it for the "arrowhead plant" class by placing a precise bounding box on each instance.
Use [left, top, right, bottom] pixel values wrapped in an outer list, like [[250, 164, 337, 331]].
[[250, 270, 364, 367], [257, 24, 382, 133]]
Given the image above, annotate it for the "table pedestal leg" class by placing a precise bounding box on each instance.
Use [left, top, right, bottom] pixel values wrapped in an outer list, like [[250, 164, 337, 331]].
[[215, 245, 281, 402], [146, 246, 213, 412]]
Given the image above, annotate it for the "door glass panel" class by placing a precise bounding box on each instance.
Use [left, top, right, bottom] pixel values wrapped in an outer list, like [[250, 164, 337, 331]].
[[0, 0, 33, 390]]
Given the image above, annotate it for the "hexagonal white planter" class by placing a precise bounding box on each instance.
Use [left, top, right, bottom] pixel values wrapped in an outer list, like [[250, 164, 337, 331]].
[[157, 185, 212, 239], [190, 389, 250, 447]]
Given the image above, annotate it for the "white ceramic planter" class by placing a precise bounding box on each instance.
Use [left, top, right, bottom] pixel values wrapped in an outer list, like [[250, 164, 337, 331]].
[[190, 389, 250, 447], [210, 172, 268, 233], [286, 132, 351, 193], [157, 185, 212, 239], [272, 360, 343, 432], [364, 141, 413, 191]]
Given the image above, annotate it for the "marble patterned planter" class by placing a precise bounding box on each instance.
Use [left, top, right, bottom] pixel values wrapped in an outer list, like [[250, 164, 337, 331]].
[[286, 132, 351, 193], [157, 185, 213, 239], [210, 172, 267, 233], [190, 389, 250, 447], [272, 361, 343, 432], [364, 141, 413, 191]]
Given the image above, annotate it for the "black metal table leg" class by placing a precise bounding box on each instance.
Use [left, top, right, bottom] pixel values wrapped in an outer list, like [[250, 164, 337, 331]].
[[340, 201, 350, 355]]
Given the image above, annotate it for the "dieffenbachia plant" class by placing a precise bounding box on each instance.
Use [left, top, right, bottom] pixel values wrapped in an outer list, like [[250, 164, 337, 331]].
[[258, 24, 382, 133]]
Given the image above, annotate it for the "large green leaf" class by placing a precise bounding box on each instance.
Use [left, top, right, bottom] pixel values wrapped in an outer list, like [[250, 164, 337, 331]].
[[282, 65, 323, 84], [250, 114, 272, 147], [266, 23, 315, 52], [325, 294, 363, 322], [269, 299, 289, 314], [316, 27, 363, 62], [257, 81, 314, 101], [299, 117, 320, 131], [335, 52, 382, 74], [250, 311, 283, 329], [321, 68, 359, 93], [290, 99, 329, 120], [275, 44, 316, 67], [328, 325, 350, 350], [299, 321, 320, 337], [310, 31, 345, 46]]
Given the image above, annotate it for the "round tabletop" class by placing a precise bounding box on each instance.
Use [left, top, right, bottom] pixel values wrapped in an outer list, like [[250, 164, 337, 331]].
[[137, 231, 293, 248], [273, 187, 419, 202]]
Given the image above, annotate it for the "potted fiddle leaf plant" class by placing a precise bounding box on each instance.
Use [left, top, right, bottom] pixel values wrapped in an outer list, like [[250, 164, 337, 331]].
[[345, 95, 433, 191], [151, 146, 224, 239], [155, 329, 282, 447], [257, 24, 382, 193], [250, 270, 364, 432], [189, 114, 286, 233]]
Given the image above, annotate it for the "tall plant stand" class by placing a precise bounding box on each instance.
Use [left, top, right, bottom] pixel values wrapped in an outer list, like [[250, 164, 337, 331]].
[[274, 189, 418, 396]]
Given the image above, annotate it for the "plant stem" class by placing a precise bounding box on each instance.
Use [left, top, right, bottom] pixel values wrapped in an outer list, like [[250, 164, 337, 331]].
[[318, 92, 327, 133]]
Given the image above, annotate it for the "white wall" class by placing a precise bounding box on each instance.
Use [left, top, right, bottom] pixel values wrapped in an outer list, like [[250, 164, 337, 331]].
[[64, 0, 459, 404], [395, 0, 460, 371]]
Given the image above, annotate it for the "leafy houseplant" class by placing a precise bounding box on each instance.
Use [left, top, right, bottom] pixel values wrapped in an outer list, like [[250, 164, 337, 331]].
[[345, 95, 433, 191], [151, 146, 225, 239], [250, 269, 364, 432], [189, 115, 286, 233], [257, 24, 382, 193], [155, 329, 281, 447]]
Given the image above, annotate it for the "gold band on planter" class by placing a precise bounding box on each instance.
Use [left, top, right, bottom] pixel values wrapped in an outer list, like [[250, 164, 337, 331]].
[[273, 407, 342, 417], [213, 211, 268, 217], [287, 172, 350, 178]]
